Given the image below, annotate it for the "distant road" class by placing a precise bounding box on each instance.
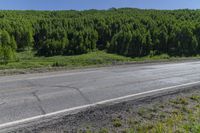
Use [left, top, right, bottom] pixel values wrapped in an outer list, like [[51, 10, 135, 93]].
[[1, 61, 200, 129]]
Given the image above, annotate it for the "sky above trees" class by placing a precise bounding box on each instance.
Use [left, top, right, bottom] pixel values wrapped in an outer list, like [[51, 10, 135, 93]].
[[0, 0, 200, 10]]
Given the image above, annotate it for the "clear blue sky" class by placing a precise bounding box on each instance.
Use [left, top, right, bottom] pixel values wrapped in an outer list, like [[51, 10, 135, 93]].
[[0, 0, 200, 10]]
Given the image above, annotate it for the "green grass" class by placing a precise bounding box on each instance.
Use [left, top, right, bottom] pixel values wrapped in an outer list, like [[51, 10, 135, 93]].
[[86, 92, 200, 133], [0, 51, 133, 70], [0, 51, 200, 70], [112, 118, 122, 127]]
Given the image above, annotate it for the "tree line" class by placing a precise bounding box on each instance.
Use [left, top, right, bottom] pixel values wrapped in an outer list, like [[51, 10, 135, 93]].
[[1, 8, 200, 63]]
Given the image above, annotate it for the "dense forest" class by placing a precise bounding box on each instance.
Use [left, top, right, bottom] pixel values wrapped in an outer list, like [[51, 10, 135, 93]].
[[1, 8, 200, 63]]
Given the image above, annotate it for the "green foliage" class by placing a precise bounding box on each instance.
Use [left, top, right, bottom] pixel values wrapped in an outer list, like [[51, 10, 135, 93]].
[[0, 51, 133, 70], [99, 128, 109, 133], [112, 118, 122, 127], [0, 30, 16, 64], [1, 9, 200, 58]]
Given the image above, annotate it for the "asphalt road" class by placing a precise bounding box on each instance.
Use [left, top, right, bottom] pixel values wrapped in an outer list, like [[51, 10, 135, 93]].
[[1, 61, 200, 126]]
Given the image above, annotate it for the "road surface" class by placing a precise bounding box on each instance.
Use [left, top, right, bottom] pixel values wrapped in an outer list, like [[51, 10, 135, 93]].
[[1, 61, 200, 127]]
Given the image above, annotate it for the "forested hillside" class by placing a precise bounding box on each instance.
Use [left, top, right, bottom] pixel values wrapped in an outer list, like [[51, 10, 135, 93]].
[[1, 8, 200, 63]]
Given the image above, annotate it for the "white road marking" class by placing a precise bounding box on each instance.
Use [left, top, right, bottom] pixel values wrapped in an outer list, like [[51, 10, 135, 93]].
[[0, 80, 200, 130]]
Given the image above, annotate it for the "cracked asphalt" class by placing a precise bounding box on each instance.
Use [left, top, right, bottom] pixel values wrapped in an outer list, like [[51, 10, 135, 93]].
[[1, 61, 200, 125]]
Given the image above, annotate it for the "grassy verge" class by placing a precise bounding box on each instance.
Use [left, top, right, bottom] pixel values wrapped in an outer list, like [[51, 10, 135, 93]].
[[0, 51, 133, 70], [1, 51, 200, 71], [86, 91, 200, 133]]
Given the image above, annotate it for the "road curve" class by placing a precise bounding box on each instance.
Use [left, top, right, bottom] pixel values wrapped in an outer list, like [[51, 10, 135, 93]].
[[1, 61, 200, 126]]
